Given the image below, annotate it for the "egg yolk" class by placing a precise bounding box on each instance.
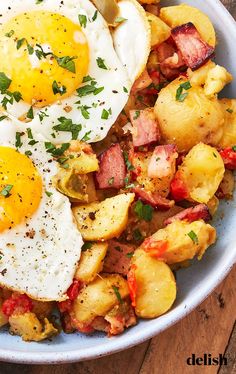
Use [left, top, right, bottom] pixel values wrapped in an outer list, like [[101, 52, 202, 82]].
[[0, 11, 89, 107], [0, 147, 42, 232]]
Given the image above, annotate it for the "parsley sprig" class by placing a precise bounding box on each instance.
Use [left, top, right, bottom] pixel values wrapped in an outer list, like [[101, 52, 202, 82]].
[[53, 117, 82, 140], [176, 81, 192, 102]]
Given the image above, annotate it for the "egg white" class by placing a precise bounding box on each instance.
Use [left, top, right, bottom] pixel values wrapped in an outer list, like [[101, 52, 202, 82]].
[[0, 0, 132, 143], [0, 117, 83, 301]]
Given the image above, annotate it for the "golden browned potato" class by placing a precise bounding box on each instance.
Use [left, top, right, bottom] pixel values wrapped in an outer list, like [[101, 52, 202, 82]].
[[187, 61, 216, 87], [217, 170, 235, 199], [72, 274, 130, 324], [143, 219, 216, 264], [218, 99, 236, 148], [160, 4, 216, 46], [207, 196, 219, 217], [204, 65, 233, 97], [75, 242, 108, 283], [73, 193, 135, 241], [131, 249, 176, 318], [146, 12, 171, 47], [154, 78, 225, 152], [9, 313, 58, 342], [178, 143, 225, 203]]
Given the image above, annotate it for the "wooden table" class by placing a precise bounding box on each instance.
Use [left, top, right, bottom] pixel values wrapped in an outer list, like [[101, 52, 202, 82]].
[[1, 1, 236, 373]]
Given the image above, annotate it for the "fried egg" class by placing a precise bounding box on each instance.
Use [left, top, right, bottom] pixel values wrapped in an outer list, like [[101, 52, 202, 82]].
[[0, 0, 133, 143], [0, 117, 83, 301]]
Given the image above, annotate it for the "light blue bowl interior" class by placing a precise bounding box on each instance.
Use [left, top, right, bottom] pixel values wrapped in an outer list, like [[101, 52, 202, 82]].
[[0, 0, 235, 364]]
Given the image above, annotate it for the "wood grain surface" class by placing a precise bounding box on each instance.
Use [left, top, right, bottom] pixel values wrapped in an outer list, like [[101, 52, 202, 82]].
[[0, 1, 235, 373]]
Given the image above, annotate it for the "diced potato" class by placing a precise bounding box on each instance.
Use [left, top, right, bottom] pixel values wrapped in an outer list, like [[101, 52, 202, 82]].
[[55, 170, 97, 203], [72, 274, 130, 324], [219, 99, 236, 148], [64, 140, 99, 174], [154, 78, 225, 152], [132, 249, 176, 318], [9, 313, 58, 342], [207, 195, 219, 217], [147, 50, 160, 71], [143, 219, 216, 264], [146, 12, 171, 47], [217, 170, 235, 199], [204, 65, 233, 97], [132, 152, 172, 196], [179, 143, 225, 203], [75, 242, 108, 283], [188, 61, 216, 87], [0, 299, 8, 328], [73, 193, 135, 241], [160, 4, 216, 46]]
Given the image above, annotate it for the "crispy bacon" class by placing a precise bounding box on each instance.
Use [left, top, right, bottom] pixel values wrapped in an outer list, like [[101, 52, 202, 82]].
[[171, 22, 215, 71], [148, 144, 178, 179], [170, 170, 189, 201], [96, 144, 126, 189], [133, 186, 175, 210], [2, 294, 33, 317], [164, 204, 211, 226], [156, 42, 185, 80], [145, 4, 160, 16], [141, 238, 168, 259], [131, 69, 153, 93], [103, 240, 135, 276], [130, 108, 161, 148], [220, 148, 236, 170], [127, 264, 137, 308]]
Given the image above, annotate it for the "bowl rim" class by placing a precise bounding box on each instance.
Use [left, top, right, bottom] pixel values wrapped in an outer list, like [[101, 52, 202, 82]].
[[0, 0, 236, 365]]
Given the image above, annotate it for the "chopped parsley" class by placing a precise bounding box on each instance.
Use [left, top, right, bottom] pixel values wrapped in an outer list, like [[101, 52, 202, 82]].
[[77, 83, 104, 97], [45, 191, 53, 197], [96, 57, 108, 70], [133, 228, 143, 242], [187, 230, 199, 244], [81, 130, 91, 142], [5, 30, 14, 38], [101, 108, 111, 120], [232, 145, 236, 152], [226, 108, 233, 114], [36, 0, 44, 3], [39, 110, 49, 122], [176, 81, 192, 102], [0, 72, 11, 92], [45, 142, 70, 157], [78, 14, 87, 28], [126, 252, 134, 258], [52, 80, 67, 96], [26, 106, 34, 119], [56, 55, 77, 73], [123, 86, 128, 93], [82, 242, 93, 251], [123, 151, 134, 171], [92, 10, 98, 22], [79, 105, 91, 119], [112, 286, 123, 304], [0, 184, 13, 198], [53, 117, 82, 140], [16, 38, 26, 50], [1, 91, 22, 110], [115, 17, 127, 24], [108, 177, 114, 186], [0, 116, 7, 121], [25, 150, 32, 157], [27, 128, 33, 139], [134, 200, 154, 222], [133, 110, 140, 120], [27, 43, 34, 55], [82, 75, 94, 83], [15, 132, 23, 148]]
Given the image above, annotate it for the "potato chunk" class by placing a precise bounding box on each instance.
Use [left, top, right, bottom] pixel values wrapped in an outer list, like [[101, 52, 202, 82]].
[[131, 249, 176, 318], [75, 242, 108, 283], [219, 99, 236, 149], [146, 12, 171, 47], [160, 4, 216, 46], [142, 220, 216, 264], [72, 274, 130, 324], [178, 143, 225, 203], [154, 77, 224, 152], [73, 193, 135, 241], [9, 313, 57, 342]]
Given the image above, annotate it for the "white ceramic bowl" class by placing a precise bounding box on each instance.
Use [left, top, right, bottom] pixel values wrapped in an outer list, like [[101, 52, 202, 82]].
[[0, 0, 236, 364]]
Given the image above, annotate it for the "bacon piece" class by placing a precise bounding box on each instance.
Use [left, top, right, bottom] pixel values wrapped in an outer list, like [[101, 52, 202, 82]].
[[164, 204, 211, 226], [170, 170, 189, 201], [171, 22, 215, 71], [131, 69, 152, 93], [148, 144, 178, 179], [103, 240, 135, 276], [156, 42, 184, 80], [127, 264, 137, 308], [130, 108, 161, 148], [133, 186, 175, 210], [96, 144, 126, 189], [145, 4, 160, 16], [220, 148, 236, 170], [2, 294, 33, 317], [141, 238, 168, 259]]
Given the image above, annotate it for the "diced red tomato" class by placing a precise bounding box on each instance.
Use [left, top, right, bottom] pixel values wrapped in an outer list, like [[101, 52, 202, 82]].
[[170, 171, 189, 201], [148, 144, 178, 179], [141, 238, 168, 259], [2, 294, 33, 317], [58, 299, 72, 313], [220, 148, 236, 170], [133, 186, 175, 210], [96, 144, 126, 189], [130, 108, 161, 148], [164, 204, 211, 226], [67, 279, 82, 301], [127, 264, 137, 308], [171, 22, 214, 70], [131, 69, 153, 93], [103, 240, 135, 276]]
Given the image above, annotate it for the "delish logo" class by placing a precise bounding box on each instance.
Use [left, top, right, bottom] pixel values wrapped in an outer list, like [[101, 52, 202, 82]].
[[187, 354, 227, 366]]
